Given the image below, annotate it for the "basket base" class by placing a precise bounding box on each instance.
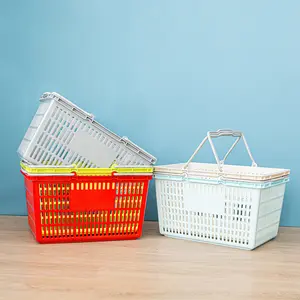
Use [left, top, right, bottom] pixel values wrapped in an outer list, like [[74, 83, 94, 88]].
[[162, 233, 277, 251], [33, 232, 142, 244]]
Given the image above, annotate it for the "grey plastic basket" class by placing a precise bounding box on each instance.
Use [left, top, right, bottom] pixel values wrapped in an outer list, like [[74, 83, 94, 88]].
[[18, 92, 156, 167]]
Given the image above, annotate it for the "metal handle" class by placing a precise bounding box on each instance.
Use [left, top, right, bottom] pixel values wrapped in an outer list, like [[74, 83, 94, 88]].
[[183, 129, 257, 172]]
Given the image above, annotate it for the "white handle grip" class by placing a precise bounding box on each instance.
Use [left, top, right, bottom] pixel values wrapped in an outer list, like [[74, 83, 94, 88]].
[[208, 129, 242, 138], [183, 129, 257, 172]]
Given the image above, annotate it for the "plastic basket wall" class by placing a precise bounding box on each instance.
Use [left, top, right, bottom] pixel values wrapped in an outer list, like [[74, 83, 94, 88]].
[[18, 93, 156, 167], [155, 179, 286, 250], [23, 173, 151, 243]]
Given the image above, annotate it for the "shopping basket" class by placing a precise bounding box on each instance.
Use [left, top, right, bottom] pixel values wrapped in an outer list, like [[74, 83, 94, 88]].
[[18, 92, 156, 167], [21, 161, 153, 243], [154, 129, 290, 250]]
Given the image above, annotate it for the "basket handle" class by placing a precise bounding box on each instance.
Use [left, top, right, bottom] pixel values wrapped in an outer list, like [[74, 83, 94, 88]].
[[183, 129, 257, 172]]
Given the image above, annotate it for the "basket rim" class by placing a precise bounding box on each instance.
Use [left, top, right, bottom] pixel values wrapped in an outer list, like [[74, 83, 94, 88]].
[[154, 173, 289, 189], [21, 161, 153, 176], [154, 162, 290, 182]]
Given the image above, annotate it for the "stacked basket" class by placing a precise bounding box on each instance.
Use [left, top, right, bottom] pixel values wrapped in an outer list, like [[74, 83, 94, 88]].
[[18, 92, 156, 243], [154, 130, 290, 250]]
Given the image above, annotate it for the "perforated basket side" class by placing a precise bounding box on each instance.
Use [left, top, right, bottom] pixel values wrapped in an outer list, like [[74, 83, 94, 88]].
[[155, 177, 262, 249], [19, 92, 156, 167], [18, 99, 55, 159], [155, 176, 288, 249], [42, 92, 156, 165], [254, 184, 286, 248], [23, 172, 152, 243]]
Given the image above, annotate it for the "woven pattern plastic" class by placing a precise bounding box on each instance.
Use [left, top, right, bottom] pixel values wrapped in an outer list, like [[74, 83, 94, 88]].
[[23, 172, 152, 243]]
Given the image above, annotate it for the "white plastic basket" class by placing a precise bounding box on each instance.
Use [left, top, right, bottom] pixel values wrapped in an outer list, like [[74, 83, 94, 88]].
[[18, 92, 156, 167], [154, 129, 290, 250]]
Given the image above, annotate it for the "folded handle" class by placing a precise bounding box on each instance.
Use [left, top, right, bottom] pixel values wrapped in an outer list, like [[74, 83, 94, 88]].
[[183, 129, 257, 172]]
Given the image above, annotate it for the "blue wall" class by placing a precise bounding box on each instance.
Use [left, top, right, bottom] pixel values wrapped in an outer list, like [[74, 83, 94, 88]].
[[0, 0, 299, 226]]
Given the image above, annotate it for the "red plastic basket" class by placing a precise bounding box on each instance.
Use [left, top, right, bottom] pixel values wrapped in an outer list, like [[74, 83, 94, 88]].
[[22, 171, 152, 243]]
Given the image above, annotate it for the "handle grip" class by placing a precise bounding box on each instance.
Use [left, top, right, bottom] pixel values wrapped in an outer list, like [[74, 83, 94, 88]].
[[208, 129, 242, 138]]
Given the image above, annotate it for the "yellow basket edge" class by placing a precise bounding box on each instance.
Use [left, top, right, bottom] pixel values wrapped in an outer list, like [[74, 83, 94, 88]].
[[20, 162, 153, 175]]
